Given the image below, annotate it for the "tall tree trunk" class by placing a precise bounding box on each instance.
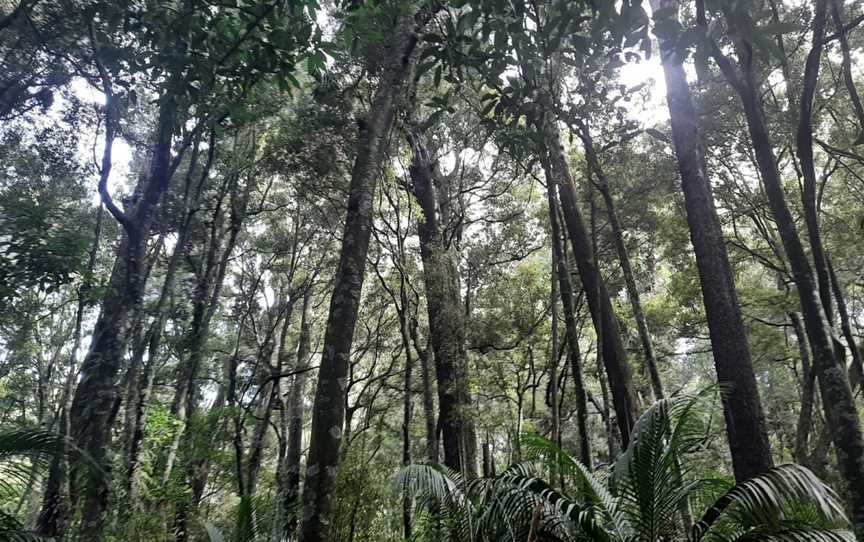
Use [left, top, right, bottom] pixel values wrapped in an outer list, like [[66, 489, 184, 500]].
[[829, 260, 864, 389], [124, 132, 216, 500], [410, 318, 438, 463], [172, 173, 249, 542], [829, 0, 864, 141], [545, 162, 592, 469], [549, 244, 561, 469], [37, 204, 103, 536], [407, 130, 478, 477], [710, 2, 864, 531], [795, 0, 832, 321], [541, 117, 640, 447], [791, 312, 816, 465], [37, 90, 180, 540], [648, 0, 773, 481], [279, 289, 313, 537], [247, 298, 295, 499], [299, 15, 420, 540], [576, 121, 664, 400]]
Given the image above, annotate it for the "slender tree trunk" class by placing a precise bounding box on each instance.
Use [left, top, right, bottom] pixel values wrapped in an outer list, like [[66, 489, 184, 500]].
[[649, 0, 773, 481], [711, 3, 864, 532], [829, 0, 864, 141], [791, 312, 816, 465], [299, 13, 420, 540], [247, 299, 295, 499], [829, 260, 864, 389], [279, 289, 313, 537], [541, 117, 640, 447], [124, 132, 215, 499], [173, 174, 249, 542], [38, 92, 180, 540], [37, 205, 103, 536], [549, 243, 561, 475], [577, 122, 664, 400], [545, 164, 592, 469], [408, 130, 478, 477], [795, 0, 833, 321], [410, 319, 438, 463]]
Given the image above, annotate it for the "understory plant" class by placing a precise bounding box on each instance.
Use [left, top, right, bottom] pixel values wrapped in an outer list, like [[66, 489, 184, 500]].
[[396, 393, 854, 541]]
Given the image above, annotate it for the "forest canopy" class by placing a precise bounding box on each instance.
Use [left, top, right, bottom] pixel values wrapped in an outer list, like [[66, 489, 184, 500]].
[[1, 0, 864, 541]]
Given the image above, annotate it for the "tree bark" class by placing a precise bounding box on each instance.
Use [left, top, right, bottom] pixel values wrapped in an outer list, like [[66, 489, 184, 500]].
[[408, 129, 478, 477], [648, 0, 773, 481], [576, 121, 664, 401], [544, 161, 592, 469], [791, 312, 816, 466], [541, 117, 640, 447], [277, 288, 313, 538], [795, 0, 832, 322], [299, 13, 421, 540], [410, 318, 438, 464], [711, 2, 864, 532], [829, 259, 864, 390], [37, 90, 181, 540]]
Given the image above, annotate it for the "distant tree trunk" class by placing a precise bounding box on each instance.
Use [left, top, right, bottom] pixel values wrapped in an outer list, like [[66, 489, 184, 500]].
[[410, 319, 438, 463], [246, 298, 295, 498], [795, 0, 832, 321], [36, 89, 181, 540], [401, 321, 413, 539], [791, 312, 816, 466], [576, 121, 664, 400], [37, 204, 103, 536], [407, 130, 477, 477], [277, 288, 313, 538], [124, 132, 215, 501], [711, 2, 864, 531], [549, 245, 561, 461], [540, 117, 639, 447], [172, 173, 249, 542], [648, 0, 773, 482], [829, 0, 864, 140], [829, 260, 864, 389], [544, 161, 592, 469], [299, 15, 420, 541]]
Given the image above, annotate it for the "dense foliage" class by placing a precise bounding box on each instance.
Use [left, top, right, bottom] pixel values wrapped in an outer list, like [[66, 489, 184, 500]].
[[1, 0, 864, 540]]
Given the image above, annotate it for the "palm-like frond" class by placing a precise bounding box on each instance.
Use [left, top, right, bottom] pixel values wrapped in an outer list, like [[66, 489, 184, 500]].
[[520, 434, 620, 524], [393, 464, 473, 541], [693, 464, 853, 542], [0, 429, 66, 498], [613, 397, 698, 541], [0, 428, 78, 541]]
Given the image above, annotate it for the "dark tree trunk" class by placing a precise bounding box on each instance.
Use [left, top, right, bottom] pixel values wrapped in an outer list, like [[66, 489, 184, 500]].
[[37, 92, 180, 540], [408, 130, 478, 477], [172, 173, 249, 542], [410, 318, 438, 463], [649, 0, 773, 481], [710, 3, 864, 531], [544, 161, 592, 469], [246, 298, 295, 498], [277, 289, 313, 538], [37, 205, 103, 537], [791, 312, 816, 466], [829, 260, 864, 389], [829, 0, 864, 140], [124, 133, 215, 502], [795, 0, 832, 321], [576, 122, 664, 400], [541, 117, 640, 447], [299, 14, 420, 540]]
